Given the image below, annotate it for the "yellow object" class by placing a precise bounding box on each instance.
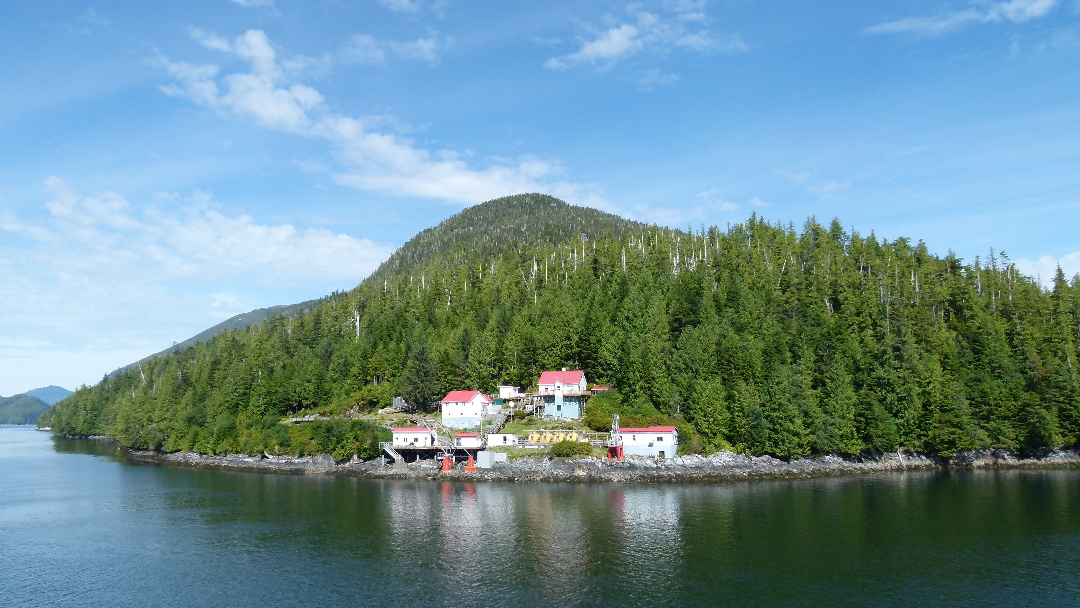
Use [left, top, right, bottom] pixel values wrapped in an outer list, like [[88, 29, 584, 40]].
[[541, 432, 554, 444], [567, 432, 578, 442], [553, 432, 565, 443], [528, 433, 540, 444]]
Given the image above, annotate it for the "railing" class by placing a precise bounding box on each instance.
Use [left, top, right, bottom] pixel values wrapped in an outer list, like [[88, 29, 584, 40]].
[[380, 442, 403, 462]]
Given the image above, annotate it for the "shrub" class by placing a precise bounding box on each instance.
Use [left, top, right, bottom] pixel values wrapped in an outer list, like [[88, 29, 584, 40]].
[[549, 440, 593, 458]]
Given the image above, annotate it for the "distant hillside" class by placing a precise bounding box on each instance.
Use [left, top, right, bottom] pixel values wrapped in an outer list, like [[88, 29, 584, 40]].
[[0, 394, 51, 425], [25, 385, 72, 406], [111, 299, 322, 376]]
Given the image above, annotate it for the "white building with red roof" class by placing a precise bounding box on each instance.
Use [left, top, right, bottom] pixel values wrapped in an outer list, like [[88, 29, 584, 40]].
[[537, 369, 587, 396], [440, 389, 494, 429], [617, 426, 678, 458], [536, 369, 587, 420], [392, 427, 437, 448]]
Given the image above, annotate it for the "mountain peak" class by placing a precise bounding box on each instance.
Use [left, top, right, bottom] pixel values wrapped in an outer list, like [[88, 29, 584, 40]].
[[369, 193, 647, 281]]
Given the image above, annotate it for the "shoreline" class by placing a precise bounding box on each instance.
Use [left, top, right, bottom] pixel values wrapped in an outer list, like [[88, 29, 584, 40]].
[[114, 443, 1080, 484]]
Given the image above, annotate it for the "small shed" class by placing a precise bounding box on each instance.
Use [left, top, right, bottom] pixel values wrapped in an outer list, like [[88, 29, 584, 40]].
[[618, 426, 678, 458], [454, 433, 483, 449], [498, 385, 523, 400], [485, 433, 519, 448], [393, 427, 437, 448]]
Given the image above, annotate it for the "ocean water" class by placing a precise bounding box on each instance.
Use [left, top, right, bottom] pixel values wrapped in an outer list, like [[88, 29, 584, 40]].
[[1, 425, 1078, 607]]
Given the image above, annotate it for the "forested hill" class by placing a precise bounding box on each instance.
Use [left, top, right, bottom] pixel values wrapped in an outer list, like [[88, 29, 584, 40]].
[[42, 194, 1080, 461], [111, 299, 322, 378], [0, 394, 51, 425], [368, 193, 649, 281]]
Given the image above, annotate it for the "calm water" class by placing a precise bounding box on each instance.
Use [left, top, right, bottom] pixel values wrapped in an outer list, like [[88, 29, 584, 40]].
[[1, 425, 1079, 607]]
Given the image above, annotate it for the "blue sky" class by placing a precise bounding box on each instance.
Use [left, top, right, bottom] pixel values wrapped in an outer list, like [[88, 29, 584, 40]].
[[2, 0, 1079, 395]]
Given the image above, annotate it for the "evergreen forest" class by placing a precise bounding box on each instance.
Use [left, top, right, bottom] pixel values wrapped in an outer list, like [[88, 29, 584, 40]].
[[41, 194, 1080, 460]]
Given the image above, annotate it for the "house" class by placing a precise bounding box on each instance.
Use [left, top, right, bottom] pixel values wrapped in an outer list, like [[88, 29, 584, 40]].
[[485, 433, 518, 448], [617, 426, 678, 458], [536, 369, 587, 420], [392, 427, 437, 448], [454, 433, 483, 449], [440, 390, 494, 429]]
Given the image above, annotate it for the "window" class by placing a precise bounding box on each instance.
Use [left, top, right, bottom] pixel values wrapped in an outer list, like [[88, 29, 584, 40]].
[[657, 436, 664, 442]]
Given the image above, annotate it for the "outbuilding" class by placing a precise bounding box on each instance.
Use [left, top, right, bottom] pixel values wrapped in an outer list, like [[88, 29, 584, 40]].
[[392, 427, 437, 448], [485, 433, 519, 448], [617, 426, 678, 458], [498, 385, 523, 400], [454, 433, 483, 449]]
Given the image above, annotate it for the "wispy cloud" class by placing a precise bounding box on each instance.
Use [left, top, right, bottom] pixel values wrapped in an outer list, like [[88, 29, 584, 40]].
[[375, 0, 448, 16], [638, 68, 680, 90], [780, 169, 852, 199], [339, 32, 447, 66], [158, 29, 605, 207], [866, 0, 1058, 37], [7, 177, 394, 283], [0, 178, 396, 391], [545, 2, 747, 71], [78, 8, 110, 27], [230, 0, 275, 8]]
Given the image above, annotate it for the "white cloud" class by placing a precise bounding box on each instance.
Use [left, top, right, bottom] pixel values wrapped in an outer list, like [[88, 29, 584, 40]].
[[7, 177, 393, 283], [339, 33, 446, 65], [78, 8, 110, 27], [546, 3, 746, 70], [1015, 251, 1080, 288], [159, 29, 605, 207], [780, 169, 851, 199], [375, 0, 447, 15], [0, 178, 396, 394], [806, 180, 852, 198], [341, 34, 387, 65], [639, 68, 680, 90], [388, 37, 443, 64], [377, 0, 423, 12], [867, 0, 1057, 36], [230, 0, 275, 8]]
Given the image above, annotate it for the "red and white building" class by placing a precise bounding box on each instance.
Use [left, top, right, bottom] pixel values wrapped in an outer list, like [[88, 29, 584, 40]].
[[392, 427, 438, 448], [440, 390, 495, 429], [537, 369, 588, 396], [617, 426, 678, 458]]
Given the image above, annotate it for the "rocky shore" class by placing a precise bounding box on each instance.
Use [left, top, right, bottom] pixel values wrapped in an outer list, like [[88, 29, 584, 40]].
[[121, 446, 1080, 484]]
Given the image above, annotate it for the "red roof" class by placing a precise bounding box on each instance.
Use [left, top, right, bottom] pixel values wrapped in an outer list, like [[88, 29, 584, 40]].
[[619, 426, 678, 434], [440, 390, 492, 404], [454, 433, 480, 437], [592, 385, 611, 391], [538, 370, 584, 385], [393, 427, 434, 433]]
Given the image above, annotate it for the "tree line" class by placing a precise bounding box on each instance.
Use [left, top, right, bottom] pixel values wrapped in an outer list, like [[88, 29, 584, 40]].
[[42, 194, 1080, 459]]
